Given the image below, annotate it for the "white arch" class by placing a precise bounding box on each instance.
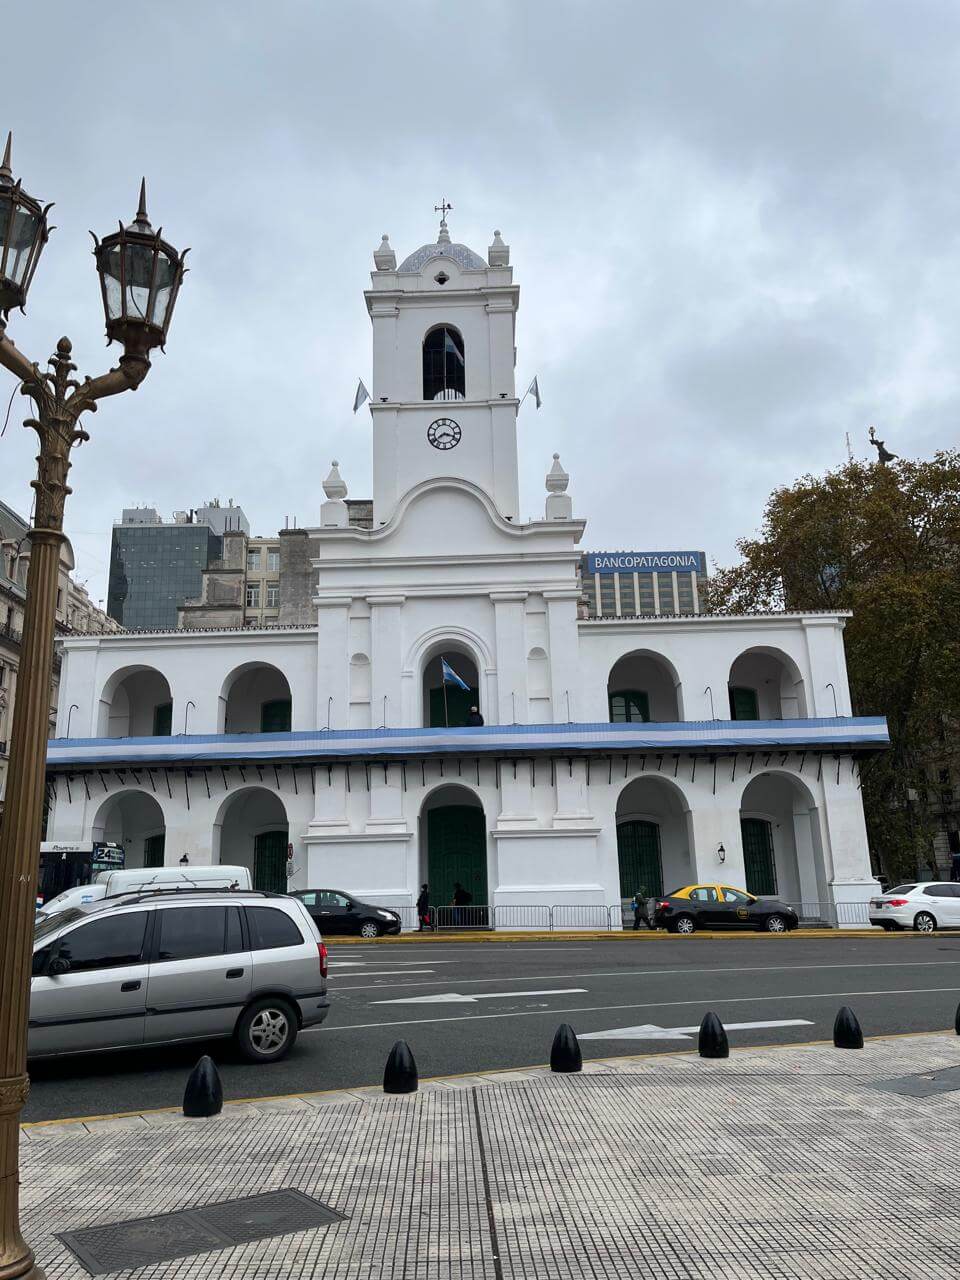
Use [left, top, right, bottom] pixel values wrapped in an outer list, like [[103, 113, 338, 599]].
[[607, 648, 684, 721], [404, 623, 494, 678], [90, 788, 167, 869], [737, 769, 824, 905], [728, 646, 808, 719], [218, 661, 292, 733], [211, 785, 290, 869], [96, 664, 173, 738]]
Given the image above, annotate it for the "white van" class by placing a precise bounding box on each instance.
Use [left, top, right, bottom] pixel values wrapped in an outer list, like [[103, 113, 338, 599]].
[[37, 864, 254, 917]]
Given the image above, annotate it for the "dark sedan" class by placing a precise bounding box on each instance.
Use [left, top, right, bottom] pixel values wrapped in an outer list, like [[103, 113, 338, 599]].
[[291, 889, 402, 938], [647, 884, 799, 934]]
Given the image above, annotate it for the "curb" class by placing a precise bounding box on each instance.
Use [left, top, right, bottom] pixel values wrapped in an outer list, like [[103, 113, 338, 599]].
[[330, 928, 896, 945], [22, 1028, 955, 1133]]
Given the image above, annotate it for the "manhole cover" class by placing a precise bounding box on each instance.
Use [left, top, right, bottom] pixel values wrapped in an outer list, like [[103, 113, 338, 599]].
[[59, 1189, 345, 1275], [873, 1064, 960, 1098]]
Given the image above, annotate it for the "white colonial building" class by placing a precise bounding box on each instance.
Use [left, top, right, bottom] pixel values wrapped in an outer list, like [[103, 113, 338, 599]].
[[45, 215, 887, 926]]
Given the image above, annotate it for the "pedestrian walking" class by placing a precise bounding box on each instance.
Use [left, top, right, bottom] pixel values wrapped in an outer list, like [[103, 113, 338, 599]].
[[951, 850, 960, 883], [417, 883, 431, 931], [466, 705, 484, 726], [632, 891, 646, 931], [452, 880, 472, 926]]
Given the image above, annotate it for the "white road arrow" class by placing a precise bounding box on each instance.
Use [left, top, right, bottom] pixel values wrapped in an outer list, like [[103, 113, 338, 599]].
[[372, 988, 588, 1005], [579, 1018, 814, 1041]]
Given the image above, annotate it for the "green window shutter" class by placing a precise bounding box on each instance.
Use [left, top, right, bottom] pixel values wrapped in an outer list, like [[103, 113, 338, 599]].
[[608, 690, 650, 723], [253, 830, 288, 893], [729, 687, 759, 721], [741, 818, 778, 895], [616, 821, 663, 897], [260, 699, 291, 733], [153, 702, 172, 736], [143, 833, 165, 867]]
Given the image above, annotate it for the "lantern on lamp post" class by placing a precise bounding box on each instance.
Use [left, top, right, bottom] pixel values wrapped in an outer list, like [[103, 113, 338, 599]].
[[0, 134, 187, 1280]]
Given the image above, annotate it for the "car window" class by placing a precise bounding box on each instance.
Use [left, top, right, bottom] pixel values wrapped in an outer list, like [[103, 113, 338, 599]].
[[226, 906, 244, 952], [924, 884, 956, 898], [689, 887, 718, 903], [246, 906, 304, 950], [298, 892, 317, 906], [34, 908, 84, 943], [722, 889, 752, 904], [57, 912, 149, 972], [156, 907, 228, 962], [888, 885, 916, 895], [318, 891, 351, 908], [32, 946, 52, 976]]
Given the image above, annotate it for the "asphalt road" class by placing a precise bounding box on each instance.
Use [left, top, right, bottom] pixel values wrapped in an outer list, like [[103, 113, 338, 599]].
[[24, 933, 960, 1122]]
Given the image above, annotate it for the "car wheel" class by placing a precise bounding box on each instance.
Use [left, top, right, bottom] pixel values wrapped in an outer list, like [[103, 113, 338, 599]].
[[764, 914, 788, 933], [235, 998, 298, 1063], [914, 912, 937, 934], [674, 914, 696, 935], [359, 919, 382, 939]]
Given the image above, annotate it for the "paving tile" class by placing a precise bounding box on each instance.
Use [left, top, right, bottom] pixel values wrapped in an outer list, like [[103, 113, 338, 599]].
[[19, 1034, 960, 1278]]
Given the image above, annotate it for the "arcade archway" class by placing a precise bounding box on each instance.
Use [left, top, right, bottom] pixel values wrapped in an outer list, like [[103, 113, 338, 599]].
[[420, 784, 488, 923]]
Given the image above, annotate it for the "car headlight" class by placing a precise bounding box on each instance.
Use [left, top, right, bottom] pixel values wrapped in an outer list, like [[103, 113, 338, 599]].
[[378, 910, 396, 920]]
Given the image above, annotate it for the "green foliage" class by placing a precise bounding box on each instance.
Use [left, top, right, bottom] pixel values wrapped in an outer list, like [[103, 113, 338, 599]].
[[704, 452, 960, 881]]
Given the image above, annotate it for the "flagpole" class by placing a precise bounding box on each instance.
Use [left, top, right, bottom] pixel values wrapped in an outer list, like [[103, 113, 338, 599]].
[[442, 670, 449, 728]]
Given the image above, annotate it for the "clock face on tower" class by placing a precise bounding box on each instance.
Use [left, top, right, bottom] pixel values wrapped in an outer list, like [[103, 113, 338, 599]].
[[427, 418, 461, 450]]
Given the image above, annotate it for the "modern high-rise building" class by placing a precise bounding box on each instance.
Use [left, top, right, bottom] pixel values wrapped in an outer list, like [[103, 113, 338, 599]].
[[107, 501, 249, 630]]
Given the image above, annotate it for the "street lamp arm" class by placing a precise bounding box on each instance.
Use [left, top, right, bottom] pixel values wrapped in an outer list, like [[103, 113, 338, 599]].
[[67, 350, 150, 416], [0, 324, 40, 386]]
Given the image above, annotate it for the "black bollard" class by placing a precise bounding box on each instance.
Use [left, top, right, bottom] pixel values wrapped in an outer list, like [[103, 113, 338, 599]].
[[833, 1005, 864, 1049], [383, 1040, 418, 1093], [550, 1023, 582, 1073], [698, 1011, 729, 1059], [183, 1055, 223, 1117], [955, 1002, 960, 1036]]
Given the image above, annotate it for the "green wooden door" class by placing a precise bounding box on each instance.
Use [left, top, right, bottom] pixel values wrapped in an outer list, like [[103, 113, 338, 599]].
[[254, 830, 288, 893], [616, 821, 663, 897], [428, 686, 479, 727], [741, 818, 778, 895], [729, 687, 759, 720], [427, 806, 488, 909], [143, 833, 165, 868]]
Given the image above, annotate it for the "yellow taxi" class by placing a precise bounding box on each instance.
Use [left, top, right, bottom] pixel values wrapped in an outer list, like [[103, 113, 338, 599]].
[[647, 884, 799, 934]]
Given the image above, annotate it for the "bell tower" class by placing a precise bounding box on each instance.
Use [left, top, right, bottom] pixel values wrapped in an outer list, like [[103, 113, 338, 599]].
[[364, 211, 520, 524]]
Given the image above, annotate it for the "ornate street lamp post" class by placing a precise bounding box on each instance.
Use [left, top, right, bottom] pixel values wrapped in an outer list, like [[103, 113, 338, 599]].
[[0, 134, 186, 1280]]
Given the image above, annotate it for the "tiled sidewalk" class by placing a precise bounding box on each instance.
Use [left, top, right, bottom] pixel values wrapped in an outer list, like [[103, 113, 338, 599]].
[[21, 1032, 960, 1278]]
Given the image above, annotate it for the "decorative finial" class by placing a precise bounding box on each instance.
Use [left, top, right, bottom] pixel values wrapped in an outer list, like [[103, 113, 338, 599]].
[[128, 179, 153, 232], [488, 228, 509, 267], [374, 233, 396, 271], [435, 197, 452, 243], [323, 460, 348, 500], [546, 453, 569, 494], [0, 132, 12, 184]]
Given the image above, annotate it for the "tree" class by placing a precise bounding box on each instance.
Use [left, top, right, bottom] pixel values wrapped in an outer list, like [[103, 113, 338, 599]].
[[703, 451, 960, 883]]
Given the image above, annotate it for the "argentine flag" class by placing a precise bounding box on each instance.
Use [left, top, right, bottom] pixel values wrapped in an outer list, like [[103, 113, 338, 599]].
[[441, 657, 470, 691]]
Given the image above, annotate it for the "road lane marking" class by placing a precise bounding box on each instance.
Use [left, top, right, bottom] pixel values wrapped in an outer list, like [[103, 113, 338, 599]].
[[328, 959, 960, 992], [372, 988, 588, 1005], [311, 985, 960, 1032], [580, 1019, 814, 1041], [335, 970, 436, 977]]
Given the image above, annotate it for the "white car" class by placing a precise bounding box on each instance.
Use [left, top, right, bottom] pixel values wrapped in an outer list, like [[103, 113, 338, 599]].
[[869, 882, 960, 932]]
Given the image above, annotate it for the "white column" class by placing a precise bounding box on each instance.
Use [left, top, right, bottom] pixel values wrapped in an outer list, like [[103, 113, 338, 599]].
[[369, 595, 405, 728], [367, 762, 407, 834], [491, 591, 527, 725], [544, 589, 581, 723], [497, 759, 537, 829], [802, 617, 851, 717], [316, 597, 351, 730], [688, 793, 746, 886]]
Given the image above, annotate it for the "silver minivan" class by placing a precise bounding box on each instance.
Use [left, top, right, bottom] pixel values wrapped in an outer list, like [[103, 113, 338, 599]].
[[30, 890, 329, 1061]]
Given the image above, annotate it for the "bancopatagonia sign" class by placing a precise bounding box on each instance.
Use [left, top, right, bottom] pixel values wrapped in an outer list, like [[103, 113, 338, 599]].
[[584, 551, 706, 574]]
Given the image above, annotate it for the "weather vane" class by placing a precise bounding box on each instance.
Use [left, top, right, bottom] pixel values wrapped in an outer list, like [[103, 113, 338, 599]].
[[868, 425, 898, 465], [434, 196, 452, 226]]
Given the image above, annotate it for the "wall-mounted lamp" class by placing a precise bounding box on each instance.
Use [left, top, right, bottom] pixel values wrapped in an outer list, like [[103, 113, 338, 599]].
[[717, 842, 726, 863], [179, 854, 189, 866]]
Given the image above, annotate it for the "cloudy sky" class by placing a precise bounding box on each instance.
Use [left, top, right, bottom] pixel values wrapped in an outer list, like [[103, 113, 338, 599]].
[[2, 1, 957, 607]]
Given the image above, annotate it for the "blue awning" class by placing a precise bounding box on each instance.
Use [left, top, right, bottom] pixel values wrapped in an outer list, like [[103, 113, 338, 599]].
[[45, 717, 889, 770]]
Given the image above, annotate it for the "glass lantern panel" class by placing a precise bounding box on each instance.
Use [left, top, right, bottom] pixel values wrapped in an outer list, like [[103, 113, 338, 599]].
[[101, 244, 124, 320], [123, 241, 155, 321], [7, 205, 41, 285], [148, 250, 178, 328]]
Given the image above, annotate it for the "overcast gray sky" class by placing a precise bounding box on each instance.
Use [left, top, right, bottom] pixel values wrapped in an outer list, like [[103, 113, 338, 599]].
[[2, 1, 957, 607]]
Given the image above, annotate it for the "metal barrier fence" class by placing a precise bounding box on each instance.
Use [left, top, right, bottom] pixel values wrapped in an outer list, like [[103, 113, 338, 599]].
[[369, 900, 876, 932]]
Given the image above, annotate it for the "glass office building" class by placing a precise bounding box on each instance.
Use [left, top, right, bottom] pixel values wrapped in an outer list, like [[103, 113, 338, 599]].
[[108, 521, 223, 630], [579, 550, 707, 618]]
